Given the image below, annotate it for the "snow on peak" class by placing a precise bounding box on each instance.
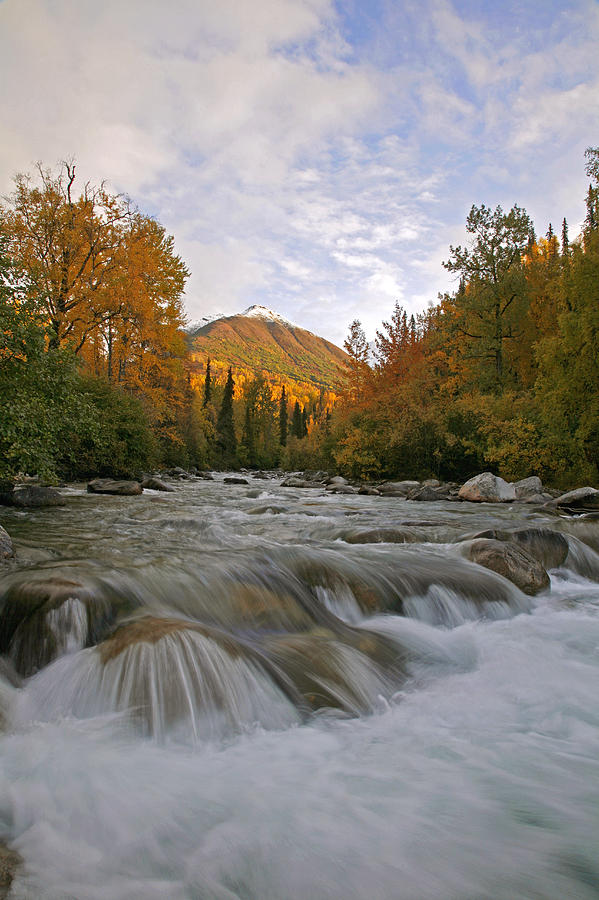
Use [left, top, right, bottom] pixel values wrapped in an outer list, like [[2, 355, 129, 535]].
[[185, 313, 225, 333], [240, 305, 295, 326]]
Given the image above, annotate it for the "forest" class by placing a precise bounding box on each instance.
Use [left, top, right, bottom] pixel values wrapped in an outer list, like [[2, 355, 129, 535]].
[[1, 148, 598, 486]]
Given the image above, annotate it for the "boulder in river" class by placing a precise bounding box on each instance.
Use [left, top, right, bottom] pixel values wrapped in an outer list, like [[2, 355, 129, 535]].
[[141, 477, 175, 492], [87, 479, 143, 495], [223, 476, 249, 485], [0, 484, 65, 508], [464, 538, 550, 595], [92, 616, 299, 738], [263, 629, 396, 715], [469, 527, 568, 570], [0, 527, 13, 560], [513, 476, 543, 500], [554, 486, 599, 510], [458, 472, 516, 503], [377, 481, 420, 497], [343, 527, 417, 544], [0, 571, 136, 676], [408, 483, 455, 501], [280, 477, 322, 488]]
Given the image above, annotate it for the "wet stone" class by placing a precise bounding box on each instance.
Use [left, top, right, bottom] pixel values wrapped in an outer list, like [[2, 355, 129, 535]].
[[343, 528, 417, 544], [141, 477, 175, 492], [465, 538, 550, 595], [87, 479, 143, 496], [470, 528, 569, 570], [4, 485, 65, 508], [555, 487, 599, 510], [458, 472, 516, 503], [0, 527, 13, 560]]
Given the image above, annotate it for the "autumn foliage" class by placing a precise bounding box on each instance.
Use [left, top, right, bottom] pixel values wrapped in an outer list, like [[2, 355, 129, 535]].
[[331, 147, 599, 487], [2, 149, 599, 483]]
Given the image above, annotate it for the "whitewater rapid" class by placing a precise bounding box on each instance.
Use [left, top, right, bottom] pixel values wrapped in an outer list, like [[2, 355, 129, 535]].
[[1, 475, 598, 899]]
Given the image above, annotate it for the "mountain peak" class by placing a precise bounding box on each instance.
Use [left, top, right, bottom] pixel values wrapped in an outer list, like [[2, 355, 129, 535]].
[[239, 305, 295, 326]]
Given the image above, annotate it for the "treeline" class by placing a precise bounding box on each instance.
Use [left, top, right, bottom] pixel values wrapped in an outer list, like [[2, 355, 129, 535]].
[[3, 150, 599, 485], [198, 363, 332, 471], [0, 162, 199, 480], [0, 158, 330, 480], [325, 147, 599, 488]]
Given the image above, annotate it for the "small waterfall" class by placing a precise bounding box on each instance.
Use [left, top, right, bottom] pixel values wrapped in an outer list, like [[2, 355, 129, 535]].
[[403, 584, 518, 627], [17, 617, 300, 742], [563, 535, 599, 581]]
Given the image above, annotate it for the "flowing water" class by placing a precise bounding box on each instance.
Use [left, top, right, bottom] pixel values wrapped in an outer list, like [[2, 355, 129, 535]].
[[1, 474, 599, 899]]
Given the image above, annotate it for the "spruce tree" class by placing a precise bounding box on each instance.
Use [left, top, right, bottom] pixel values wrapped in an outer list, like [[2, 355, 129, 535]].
[[279, 386, 288, 446], [203, 359, 212, 407], [216, 366, 237, 465], [301, 406, 308, 437], [292, 400, 303, 439], [561, 218, 569, 255], [585, 185, 598, 232]]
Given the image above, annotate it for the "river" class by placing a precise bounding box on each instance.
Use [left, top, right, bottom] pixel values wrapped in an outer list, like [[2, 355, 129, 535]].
[[1, 474, 598, 899]]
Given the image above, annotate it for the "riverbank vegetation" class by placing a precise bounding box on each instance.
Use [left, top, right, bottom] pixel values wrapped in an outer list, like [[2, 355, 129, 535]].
[[1, 150, 598, 484], [327, 148, 599, 488]]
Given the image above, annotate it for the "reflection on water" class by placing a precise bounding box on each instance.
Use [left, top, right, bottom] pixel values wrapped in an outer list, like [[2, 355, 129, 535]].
[[1, 473, 599, 899]]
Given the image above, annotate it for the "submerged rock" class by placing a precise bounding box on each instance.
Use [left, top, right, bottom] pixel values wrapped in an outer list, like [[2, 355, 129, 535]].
[[262, 628, 399, 715], [464, 538, 550, 595], [458, 472, 516, 503], [0, 572, 135, 676], [280, 477, 323, 488], [408, 483, 455, 501], [141, 477, 175, 492], [0, 526, 13, 559], [343, 527, 417, 544], [0, 484, 65, 508], [377, 481, 420, 497], [87, 479, 143, 496], [91, 616, 299, 738], [469, 527, 568, 570]]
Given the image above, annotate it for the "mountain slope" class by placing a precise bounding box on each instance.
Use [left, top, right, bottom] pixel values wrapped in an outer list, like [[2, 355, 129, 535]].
[[187, 306, 348, 404]]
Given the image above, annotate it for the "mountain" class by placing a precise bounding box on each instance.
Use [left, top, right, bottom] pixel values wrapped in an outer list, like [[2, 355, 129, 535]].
[[187, 305, 348, 406]]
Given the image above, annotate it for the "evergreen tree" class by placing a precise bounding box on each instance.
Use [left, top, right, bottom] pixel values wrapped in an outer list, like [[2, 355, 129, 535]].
[[203, 359, 212, 407], [292, 400, 303, 439], [585, 185, 597, 232], [561, 218, 569, 256], [216, 366, 237, 465], [279, 386, 288, 446], [301, 406, 308, 437], [443, 203, 532, 391]]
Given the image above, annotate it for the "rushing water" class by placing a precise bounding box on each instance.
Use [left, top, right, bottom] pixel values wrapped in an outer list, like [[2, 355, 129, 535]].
[[1, 474, 599, 899]]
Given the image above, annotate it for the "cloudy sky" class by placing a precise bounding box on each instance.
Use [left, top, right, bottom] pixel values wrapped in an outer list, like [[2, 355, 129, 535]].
[[1, 0, 598, 345]]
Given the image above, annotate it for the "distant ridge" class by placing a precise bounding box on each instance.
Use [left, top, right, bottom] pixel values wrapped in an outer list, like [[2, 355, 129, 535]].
[[186, 305, 298, 334], [186, 305, 348, 405]]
